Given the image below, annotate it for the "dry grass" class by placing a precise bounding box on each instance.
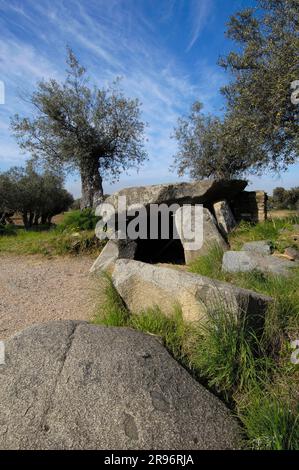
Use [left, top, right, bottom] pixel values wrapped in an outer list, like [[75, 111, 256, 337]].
[[268, 209, 298, 219]]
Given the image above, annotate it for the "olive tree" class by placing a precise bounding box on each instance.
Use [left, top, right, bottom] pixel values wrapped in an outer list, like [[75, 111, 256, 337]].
[[0, 165, 73, 228], [11, 48, 147, 208], [172, 102, 254, 179], [219, 0, 299, 172], [173, 0, 299, 180]]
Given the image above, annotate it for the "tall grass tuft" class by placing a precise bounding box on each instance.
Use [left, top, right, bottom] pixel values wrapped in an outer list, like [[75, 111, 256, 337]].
[[92, 270, 299, 450], [237, 386, 299, 450]]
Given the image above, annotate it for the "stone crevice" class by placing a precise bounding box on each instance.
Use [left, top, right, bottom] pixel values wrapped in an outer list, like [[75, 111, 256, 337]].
[[39, 321, 78, 433]]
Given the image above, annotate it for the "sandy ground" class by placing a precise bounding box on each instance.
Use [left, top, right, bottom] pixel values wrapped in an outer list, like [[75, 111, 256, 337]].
[[0, 254, 101, 340]]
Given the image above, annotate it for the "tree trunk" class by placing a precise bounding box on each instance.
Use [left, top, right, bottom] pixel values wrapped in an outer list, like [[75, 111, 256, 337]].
[[34, 213, 40, 226], [22, 212, 29, 229], [80, 160, 104, 209], [29, 212, 34, 227], [41, 213, 48, 225]]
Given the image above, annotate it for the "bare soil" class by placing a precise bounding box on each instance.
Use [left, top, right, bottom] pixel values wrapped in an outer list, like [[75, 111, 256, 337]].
[[0, 254, 101, 340]]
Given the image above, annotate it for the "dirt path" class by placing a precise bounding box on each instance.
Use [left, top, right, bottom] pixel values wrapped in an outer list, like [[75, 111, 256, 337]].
[[0, 254, 100, 340]]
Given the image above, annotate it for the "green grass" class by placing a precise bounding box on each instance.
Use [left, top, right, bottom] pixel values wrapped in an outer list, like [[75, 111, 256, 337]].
[[0, 227, 103, 256], [229, 216, 299, 252], [92, 218, 299, 449], [0, 209, 104, 256], [237, 386, 299, 450], [92, 274, 299, 450]]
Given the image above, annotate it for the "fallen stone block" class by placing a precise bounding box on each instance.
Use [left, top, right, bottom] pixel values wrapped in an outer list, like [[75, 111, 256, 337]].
[[284, 247, 299, 261], [242, 240, 273, 255], [222, 251, 298, 277], [112, 259, 272, 326]]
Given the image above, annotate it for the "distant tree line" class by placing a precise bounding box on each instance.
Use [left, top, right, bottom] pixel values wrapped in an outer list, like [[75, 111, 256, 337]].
[[270, 187, 299, 210], [0, 164, 73, 228]]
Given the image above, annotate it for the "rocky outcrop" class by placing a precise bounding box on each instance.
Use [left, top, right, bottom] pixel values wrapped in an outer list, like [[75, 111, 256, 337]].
[[0, 321, 241, 450], [213, 200, 237, 235], [112, 259, 272, 325], [222, 251, 298, 277]]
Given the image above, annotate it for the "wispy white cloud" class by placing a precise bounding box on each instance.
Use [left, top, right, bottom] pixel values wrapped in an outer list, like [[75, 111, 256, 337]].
[[0, 38, 60, 83], [187, 0, 214, 51], [0, 0, 224, 192]]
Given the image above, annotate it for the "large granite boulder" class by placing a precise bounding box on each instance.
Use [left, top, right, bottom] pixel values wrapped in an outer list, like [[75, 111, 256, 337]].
[[175, 207, 229, 264], [112, 259, 272, 325], [213, 200, 237, 235], [222, 251, 298, 277], [104, 180, 247, 211], [0, 321, 241, 450]]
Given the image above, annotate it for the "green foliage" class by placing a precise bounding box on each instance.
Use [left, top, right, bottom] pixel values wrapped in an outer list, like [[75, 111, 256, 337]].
[[272, 187, 299, 210], [92, 275, 299, 449], [94, 274, 130, 327], [229, 217, 299, 251], [189, 244, 225, 280], [173, 1, 299, 179], [190, 308, 268, 397], [0, 224, 17, 236], [219, 0, 299, 173], [172, 101, 255, 179], [57, 209, 100, 232], [11, 48, 147, 208], [0, 163, 73, 228], [238, 387, 299, 450]]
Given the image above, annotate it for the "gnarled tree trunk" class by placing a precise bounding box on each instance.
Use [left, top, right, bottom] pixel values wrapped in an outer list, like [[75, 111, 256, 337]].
[[80, 159, 104, 209]]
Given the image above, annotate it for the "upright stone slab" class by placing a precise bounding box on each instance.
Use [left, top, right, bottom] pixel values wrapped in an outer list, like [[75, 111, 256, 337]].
[[175, 207, 229, 264], [90, 238, 137, 273], [213, 200, 237, 235], [231, 190, 268, 223]]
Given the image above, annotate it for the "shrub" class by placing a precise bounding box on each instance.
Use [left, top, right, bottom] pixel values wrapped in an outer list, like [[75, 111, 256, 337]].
[[0, 224, 17, 236], [57, 209, 101, 232]]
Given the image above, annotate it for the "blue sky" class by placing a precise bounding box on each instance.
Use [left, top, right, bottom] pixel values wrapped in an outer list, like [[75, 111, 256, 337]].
[[0, 0, 298, 197]]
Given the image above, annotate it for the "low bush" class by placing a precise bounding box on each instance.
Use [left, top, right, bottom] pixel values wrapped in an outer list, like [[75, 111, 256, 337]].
[[57, 209, 101, 232], [0, 224, 17, 236]]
